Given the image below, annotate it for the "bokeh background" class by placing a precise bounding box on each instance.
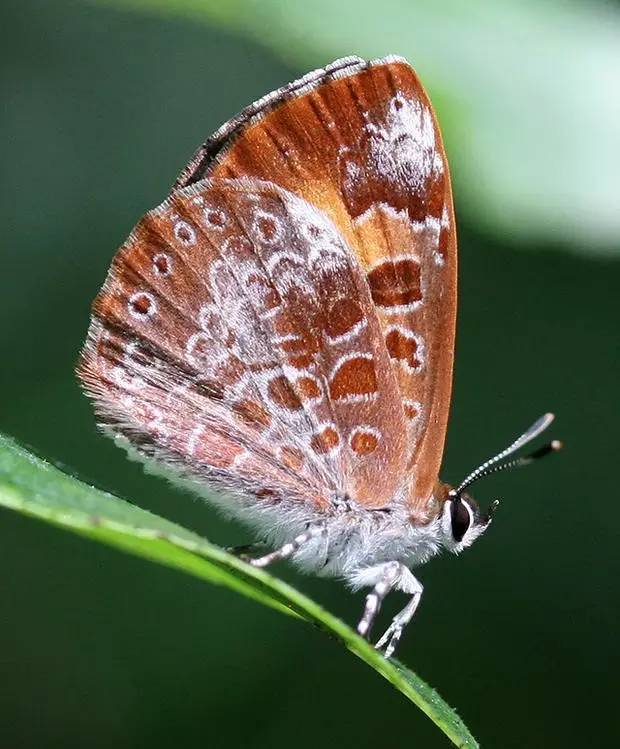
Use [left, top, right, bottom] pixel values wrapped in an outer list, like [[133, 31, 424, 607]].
[[1, 1, 619, 746]]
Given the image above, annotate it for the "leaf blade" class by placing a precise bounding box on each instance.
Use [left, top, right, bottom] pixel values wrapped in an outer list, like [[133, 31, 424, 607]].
[[0, 433, 478, 748]]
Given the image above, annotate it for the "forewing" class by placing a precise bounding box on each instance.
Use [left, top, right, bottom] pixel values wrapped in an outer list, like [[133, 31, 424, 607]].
[[177, 56, 457, 515]]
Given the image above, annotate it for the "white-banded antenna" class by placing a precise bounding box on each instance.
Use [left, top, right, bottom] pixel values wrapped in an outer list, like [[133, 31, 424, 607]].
[[454, 413, 561, 497]]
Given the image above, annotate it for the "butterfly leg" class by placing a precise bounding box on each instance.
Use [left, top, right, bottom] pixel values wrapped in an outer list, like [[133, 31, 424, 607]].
[[375, 569, 423, 658], [356, 561, 402, 639], [247, 524, 327, 568], [225, 542, 269, 557]]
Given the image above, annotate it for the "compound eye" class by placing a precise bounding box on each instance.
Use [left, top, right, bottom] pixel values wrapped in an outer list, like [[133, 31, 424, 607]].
[[451, 498, 472, 542]]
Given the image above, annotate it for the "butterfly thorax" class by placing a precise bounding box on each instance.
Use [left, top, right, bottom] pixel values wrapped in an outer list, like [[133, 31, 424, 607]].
[[212, 479, 456, 583], [278, 478, 488, 582]]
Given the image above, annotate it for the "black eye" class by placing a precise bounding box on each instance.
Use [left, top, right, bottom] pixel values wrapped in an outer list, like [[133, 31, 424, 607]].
[[451, 498, 472, 542]]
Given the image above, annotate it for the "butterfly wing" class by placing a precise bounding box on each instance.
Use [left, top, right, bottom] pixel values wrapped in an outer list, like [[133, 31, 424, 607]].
[[79, 320, 319, 510], [176, 56, 457, 517], [78, 177, 409, 509]]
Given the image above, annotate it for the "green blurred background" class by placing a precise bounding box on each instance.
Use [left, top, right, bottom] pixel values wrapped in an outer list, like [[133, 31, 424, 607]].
[[1, 0, 618, 746]]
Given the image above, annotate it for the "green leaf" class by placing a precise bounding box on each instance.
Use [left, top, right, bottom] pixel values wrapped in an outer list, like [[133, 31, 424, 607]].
[[94, 0, 620, 256], [0, 432, 478, 747]]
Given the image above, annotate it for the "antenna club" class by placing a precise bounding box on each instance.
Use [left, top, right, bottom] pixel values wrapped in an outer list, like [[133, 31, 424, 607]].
[[551, 440, 563, 451]]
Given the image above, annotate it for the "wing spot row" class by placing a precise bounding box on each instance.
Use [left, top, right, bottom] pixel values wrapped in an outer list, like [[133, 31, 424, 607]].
[[349, 426, 380, 456], [325, 298, 366, 342], [128, 292, 157, 319], [173, 220, 196, 245], [204, 207, 228, 228], [311, 425, 340, 454], [385, 327, 424, 371], [152, 252, 172, 276], [329, 354, 378, 401], [366, 257, 422, 309]]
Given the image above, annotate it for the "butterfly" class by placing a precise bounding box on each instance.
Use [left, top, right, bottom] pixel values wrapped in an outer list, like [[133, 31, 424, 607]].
[[78, 55, 560, 657]]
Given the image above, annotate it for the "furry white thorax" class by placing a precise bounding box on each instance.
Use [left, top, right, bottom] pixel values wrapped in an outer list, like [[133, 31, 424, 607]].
[[117, 437, 491, 600], [215, 490, 448, 587], [115, 437, 488, 594], [204, 486, 490, 591]]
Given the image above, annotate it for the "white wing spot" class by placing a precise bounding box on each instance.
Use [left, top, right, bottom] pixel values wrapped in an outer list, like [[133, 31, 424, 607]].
[[252, 210, 284, 245], [204, 206, 228, 229], [367, 94, 442, 191], [349, 426, 382, 456], [128, 291, 157, 319], [152, 253, 172, 277], [185, 332, 213, 368], [403, 399, 422, 421], [310, 422, 341, 455], [174, 220, 196, 245]]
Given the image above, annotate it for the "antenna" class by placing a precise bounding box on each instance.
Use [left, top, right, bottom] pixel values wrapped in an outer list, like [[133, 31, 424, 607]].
[[453, 413, 562, 497]]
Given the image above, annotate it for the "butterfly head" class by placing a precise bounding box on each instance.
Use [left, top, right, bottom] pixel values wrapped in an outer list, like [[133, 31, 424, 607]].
[[438, 487, 496, 553], [438, 413, 562, 554]]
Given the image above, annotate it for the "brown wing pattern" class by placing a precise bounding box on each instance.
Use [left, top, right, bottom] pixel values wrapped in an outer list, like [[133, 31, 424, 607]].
[[78, 177, 411, 508], [176, 57, 457, 516], [78, 182, 333, 509]]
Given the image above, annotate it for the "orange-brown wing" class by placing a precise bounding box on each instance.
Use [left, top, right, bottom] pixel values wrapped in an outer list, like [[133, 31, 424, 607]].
[[77, 177, 408, 509], [77, 186, 329, 511], [176, 56, 457, 517]]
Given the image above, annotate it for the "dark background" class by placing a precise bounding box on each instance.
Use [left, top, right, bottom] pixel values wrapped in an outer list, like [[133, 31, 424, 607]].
[[1, 1, 618, 747]]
